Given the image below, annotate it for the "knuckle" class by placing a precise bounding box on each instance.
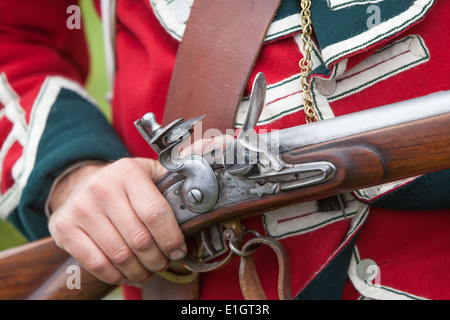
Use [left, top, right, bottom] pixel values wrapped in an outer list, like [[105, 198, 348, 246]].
[[49, 224, 70, 249], [109, 247, 134, 265], [50, 217, 77, 243], [115, 158, 139, 176], [142, 200, 170, 227], [74, 248, 126, 285], [70, 200, 89, 217], [85, 256, 109, 275], [164, 233, 185, 252], [85, 174, 111, 199], [154, 259, 170, 272], [68, 200, 96, 223], [146, 256, 170, 273], [129, 230, 153, 251], [50, 216, 71, 235]]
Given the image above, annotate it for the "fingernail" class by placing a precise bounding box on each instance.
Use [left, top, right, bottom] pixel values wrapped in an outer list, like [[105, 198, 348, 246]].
[[169, 249, 186, 261]]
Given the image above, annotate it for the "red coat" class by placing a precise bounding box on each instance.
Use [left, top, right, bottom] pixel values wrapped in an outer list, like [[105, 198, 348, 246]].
[[0, 0, 449, 299]]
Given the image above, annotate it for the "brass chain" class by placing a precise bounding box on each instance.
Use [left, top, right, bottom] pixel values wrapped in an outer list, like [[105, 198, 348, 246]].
[[299, 0, 319, 123]]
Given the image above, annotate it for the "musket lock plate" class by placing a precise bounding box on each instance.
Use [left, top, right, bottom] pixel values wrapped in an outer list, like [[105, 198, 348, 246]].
[[135, 113, 219, 214]]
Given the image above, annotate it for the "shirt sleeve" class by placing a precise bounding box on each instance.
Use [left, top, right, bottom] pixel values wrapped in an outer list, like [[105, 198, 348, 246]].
[[0, 0, 129, 240]]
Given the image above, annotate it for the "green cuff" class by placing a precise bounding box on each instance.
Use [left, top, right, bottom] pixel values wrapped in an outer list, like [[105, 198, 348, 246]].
[[8, 88, 129, 240]]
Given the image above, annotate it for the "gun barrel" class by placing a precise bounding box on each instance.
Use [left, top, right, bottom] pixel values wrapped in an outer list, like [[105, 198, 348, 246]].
[[272, 91, 450, 153]]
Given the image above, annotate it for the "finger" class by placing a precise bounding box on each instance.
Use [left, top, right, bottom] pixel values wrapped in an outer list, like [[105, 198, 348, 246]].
[[53, 224, 127, 285], [122, 162, 187, 260], [79, 214, 155, 284], [134, 157, 168, 182], [105, 196, 171, 273], [128, 182, 187, 261]]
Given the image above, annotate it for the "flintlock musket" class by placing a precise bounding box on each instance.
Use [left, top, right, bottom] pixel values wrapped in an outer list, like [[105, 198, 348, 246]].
[[1, 74, 449, 299]]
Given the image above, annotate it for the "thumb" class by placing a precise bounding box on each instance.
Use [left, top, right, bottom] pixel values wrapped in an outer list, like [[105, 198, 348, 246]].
[[134, 157, 168, 182]]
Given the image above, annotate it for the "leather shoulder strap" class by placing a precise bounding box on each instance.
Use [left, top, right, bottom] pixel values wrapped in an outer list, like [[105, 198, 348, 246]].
[[162, 0, 282, 132], [149, 0, 284, 301]]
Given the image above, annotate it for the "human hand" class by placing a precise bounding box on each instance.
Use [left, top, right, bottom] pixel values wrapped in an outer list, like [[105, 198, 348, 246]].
[[48, 158, 186, 285]]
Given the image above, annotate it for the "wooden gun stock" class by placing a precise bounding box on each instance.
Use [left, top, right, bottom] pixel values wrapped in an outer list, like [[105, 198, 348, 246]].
[[0, 236, 114, 300], [1, 109, 450, 300], [181, 112, 450, 235]]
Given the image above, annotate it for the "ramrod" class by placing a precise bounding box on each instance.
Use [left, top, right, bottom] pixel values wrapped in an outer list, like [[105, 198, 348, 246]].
[[0, 89, 449, 300]]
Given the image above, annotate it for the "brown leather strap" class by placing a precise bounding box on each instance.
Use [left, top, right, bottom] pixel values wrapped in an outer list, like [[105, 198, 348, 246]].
[[239, 236, 293, 300], [163, 0, 282, 132], [145, 0, 283, 301]]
